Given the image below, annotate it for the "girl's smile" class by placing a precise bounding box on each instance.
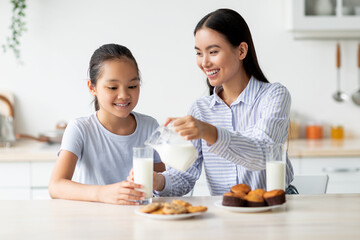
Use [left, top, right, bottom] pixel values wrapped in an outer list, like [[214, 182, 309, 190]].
[[113, 102, 130, 107]]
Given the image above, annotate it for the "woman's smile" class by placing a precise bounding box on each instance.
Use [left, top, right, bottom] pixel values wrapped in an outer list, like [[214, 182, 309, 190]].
[[205, 69, 220, 78]]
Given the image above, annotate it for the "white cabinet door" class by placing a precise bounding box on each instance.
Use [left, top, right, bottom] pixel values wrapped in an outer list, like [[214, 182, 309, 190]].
[[0, 188, 30, 200], [30, 161, 55, 199], [31, 162, 55, 187], [301, 157, 360, 193], [290, 157, 301, 175], [0, 161, 55, 200], [31, 188, 51, 200], [0, 162, 30, 187], [0, 162, 30, 199]]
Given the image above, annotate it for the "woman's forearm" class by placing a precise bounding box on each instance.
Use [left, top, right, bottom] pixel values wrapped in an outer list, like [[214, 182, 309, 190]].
[[201, 121, 218, 145]]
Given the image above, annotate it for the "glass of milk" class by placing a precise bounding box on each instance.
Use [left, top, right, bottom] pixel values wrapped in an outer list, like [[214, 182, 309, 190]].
[[265, 143, 287, 191], [133, 146, 153, 204]]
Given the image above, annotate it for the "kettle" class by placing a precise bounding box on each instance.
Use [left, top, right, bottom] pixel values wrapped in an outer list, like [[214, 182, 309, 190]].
[[145, 125, 198, 172], [0, 95, 16, 147]]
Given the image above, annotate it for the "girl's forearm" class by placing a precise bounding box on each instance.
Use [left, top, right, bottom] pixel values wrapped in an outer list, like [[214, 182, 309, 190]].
[[49, 179, 101, 202]]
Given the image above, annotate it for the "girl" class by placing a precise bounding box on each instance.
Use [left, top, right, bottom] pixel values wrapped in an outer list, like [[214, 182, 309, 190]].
[[152, 9, 295, 196], [49, 44, 165, 204]]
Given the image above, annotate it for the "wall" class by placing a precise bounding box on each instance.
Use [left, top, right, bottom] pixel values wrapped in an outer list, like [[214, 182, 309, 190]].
[[0, 0, 359, 138]]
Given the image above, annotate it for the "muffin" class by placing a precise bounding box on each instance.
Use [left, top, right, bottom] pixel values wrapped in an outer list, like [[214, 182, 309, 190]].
[[247, 188, 266, 197], [244, 193, 266, 207], [222, 192, 246, 207], [230, 184, 251, 194], [263, 189, 286, 206]]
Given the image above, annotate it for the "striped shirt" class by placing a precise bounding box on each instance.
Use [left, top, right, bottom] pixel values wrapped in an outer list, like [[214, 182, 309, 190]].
[[155, 76, 294, 196]]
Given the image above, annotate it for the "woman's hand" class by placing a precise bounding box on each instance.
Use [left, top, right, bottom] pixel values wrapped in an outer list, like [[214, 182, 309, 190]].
[[165, 116, 218, 145], [97, 181, 145, 205], [153, 172, 165, 191]]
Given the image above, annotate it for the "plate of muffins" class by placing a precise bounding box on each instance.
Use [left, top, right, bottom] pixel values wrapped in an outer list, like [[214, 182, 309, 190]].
[[215, 184, 286, 213]]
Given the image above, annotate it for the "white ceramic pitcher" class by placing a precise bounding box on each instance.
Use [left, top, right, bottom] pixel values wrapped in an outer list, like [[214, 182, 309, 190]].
[[145, 125, 198, 172]]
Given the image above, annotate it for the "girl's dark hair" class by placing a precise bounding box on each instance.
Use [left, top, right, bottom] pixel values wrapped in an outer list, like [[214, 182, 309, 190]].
[[194, 8, 269, 95], [88, 43, 140, 111]]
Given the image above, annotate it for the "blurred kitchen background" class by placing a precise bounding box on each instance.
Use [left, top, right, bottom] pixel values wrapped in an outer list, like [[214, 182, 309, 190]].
[[1, 0, 360, 199], [0, 0, 359, 138]]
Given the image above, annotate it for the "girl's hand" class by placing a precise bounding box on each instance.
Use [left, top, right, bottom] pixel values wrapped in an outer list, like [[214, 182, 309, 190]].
[[166, 116, 218, 145], [128, 169, 165, 192], [127, 168, 134, 182], [97, 181, 145, 205]]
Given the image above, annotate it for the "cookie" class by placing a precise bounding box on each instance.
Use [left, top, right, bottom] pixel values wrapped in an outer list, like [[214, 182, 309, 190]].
[[150, 208, 166, 215], [172, 199, 192, 207], [163, 203, 188, 214], [186, 205, 208, 213], [139, 202, 162, 213]]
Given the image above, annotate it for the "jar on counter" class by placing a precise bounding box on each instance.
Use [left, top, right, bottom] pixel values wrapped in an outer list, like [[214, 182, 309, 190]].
[[306, 125, 323, 139], [288, 120, 300, 139], [331, 125, 344, 140]]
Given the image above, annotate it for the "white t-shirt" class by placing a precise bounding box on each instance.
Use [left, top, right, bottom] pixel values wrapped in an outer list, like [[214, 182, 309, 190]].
[[59, 111, 161, 185]]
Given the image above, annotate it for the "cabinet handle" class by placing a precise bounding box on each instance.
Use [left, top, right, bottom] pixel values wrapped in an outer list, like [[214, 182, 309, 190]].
[[322, 167, 360, 173]]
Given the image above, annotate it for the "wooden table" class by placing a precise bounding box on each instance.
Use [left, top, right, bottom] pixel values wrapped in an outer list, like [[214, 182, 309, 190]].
[[1, 194, 359, 239]]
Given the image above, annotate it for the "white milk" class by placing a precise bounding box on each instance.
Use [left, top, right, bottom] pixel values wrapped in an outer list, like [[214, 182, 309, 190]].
[[133, 157, 153, 199], [266, 161, 286, 191], [154, 143, 198, 172]]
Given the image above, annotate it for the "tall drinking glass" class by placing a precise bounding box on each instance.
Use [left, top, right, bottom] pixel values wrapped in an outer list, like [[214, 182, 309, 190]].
[[266, 143, 287, 191], [133, 146, 153, 204]]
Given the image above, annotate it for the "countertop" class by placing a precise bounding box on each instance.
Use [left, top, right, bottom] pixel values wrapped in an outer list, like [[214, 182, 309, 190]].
[[1, 138, 360, 162], [0, 140, 58, 162], [0, 194, 359, 239], [288, 138, 360, 158]]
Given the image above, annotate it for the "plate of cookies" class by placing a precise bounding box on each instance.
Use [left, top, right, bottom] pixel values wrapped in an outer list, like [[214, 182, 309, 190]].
[[215, 184, 286, 213], [135, 199, 208, 220]]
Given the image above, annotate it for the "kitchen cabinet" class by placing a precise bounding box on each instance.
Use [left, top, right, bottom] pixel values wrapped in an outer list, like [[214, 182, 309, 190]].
[[286, 0, 360, 39], [0, 162, 30, 200], [0, 140, 58, 200], [0, 161, 55, 200], [292, 156, 360, 193], [288, 138, 360, 193]]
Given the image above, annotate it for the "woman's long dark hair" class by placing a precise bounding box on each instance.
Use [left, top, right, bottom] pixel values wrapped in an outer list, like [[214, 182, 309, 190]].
[[194, 8, 269, 95], [88, 44, 140, 111]]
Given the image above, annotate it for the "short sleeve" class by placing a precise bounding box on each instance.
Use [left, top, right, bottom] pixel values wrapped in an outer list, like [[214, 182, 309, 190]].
[[58, 119, 84, 160]]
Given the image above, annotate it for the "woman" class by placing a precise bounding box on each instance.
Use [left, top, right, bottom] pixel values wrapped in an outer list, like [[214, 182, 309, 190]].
[[151, 8, 295, 196]]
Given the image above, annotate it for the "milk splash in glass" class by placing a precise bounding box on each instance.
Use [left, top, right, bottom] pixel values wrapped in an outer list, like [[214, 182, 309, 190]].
[[133, 146, 153, 204], [266, 143, 287, 191], [145, 125, 198, 172]]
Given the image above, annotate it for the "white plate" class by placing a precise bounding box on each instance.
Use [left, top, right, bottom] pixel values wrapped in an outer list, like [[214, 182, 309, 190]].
[[214, 201, 285, 213], [135, 209, 204, 220]]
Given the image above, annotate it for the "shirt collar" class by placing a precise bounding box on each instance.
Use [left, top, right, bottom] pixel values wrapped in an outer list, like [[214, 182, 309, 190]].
[[209, 76, 261, 108]]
